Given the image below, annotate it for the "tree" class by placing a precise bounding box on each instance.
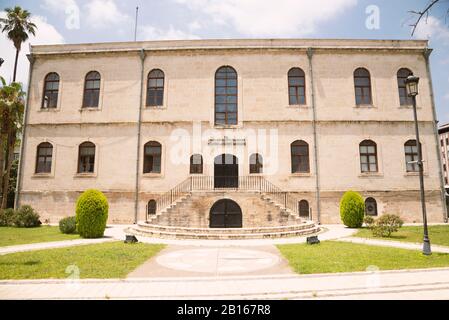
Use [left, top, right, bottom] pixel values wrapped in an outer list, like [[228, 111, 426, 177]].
[[0, 6, 36, 82], [409, 0, 449, 36], [0, 77, 25, 209], [0, 6, 36, 209]]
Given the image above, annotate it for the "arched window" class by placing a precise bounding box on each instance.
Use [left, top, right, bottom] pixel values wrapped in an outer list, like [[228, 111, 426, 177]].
[[42, 73, 60, 109], [83, 71, 101, 108], [405, 139, 419, 172], [190, 154, 203, 174], [215, 66, 237, 125], [35, 142, 53, 174], [360, 140, 378, 173], [249, 153, 263, 174], [397, 68, 414, 106], [144, 141, 162, 173], [365, 197, 378, 216], [354, 68, 372, 105], [147, 69, 164, 107], [298, 200, 309, 218], [78, 142, 95, 173], [291, 140, 310, 173], [288, 68, 306, 105], [147, 200, 156, 216]]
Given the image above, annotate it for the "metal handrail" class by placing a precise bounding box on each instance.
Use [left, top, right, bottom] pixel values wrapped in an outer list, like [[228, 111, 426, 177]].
[[154, 175, 301, 215]]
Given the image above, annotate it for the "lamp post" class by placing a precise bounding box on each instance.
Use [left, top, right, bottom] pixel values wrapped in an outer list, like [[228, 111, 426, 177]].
[[405, 75, 432, 255]]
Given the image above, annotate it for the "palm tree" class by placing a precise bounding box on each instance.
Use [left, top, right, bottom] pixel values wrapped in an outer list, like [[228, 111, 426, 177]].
[[0, 77, 25, 208], [0, 6, 36, 82]]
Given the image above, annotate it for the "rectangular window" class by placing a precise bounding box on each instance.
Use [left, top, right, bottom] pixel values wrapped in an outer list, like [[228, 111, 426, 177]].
[[360, 143, 378, 173], [405, 142, 419, 172], [36, 144, 53, 174], [78, 145, 95, 173]]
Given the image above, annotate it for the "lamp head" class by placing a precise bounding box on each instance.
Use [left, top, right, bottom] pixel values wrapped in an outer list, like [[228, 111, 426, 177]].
[[405, 75, 420, 97]]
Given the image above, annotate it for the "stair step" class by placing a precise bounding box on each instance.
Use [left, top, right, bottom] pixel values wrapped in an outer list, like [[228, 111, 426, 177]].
[[136, 222, 316, 235], [128, 226, 321, 240]]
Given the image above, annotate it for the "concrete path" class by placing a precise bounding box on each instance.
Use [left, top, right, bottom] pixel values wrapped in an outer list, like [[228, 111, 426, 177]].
[[128, 245, 293, 278], [3, 267, 449, 299], [0, 237, 115, 256], [337, 237, 449, 254]]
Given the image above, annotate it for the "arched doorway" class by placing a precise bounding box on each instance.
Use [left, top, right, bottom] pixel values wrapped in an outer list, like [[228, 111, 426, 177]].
[[210, 199, 242, 228], [298, 200, 309, 219], [214, 154, 238, 188], [365, 197, 378, 216]]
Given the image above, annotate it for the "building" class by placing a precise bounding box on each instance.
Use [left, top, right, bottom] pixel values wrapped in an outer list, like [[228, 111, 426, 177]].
[[439, 123, 449, 188], [16, 39, 447, 229]]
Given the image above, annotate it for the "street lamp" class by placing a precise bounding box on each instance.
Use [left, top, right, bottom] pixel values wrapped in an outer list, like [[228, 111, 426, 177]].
[[405, 75, 432, 255], [0, 58, 4, 67]]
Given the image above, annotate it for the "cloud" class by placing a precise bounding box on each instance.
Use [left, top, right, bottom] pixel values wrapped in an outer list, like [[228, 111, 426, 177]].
[[84, 0, 131, 29], [140, 25, 200, 40], [174, 0, 357, 37], [0, 13, 65, 85], [188, 20, 202, 32], [41, 0, 79, 13], [414, 16, 449, 45]]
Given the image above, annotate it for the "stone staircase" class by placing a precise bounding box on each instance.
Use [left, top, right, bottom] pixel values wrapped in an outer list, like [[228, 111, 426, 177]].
[[128, 221, 320, 240], [145, 191, 302, 228], [130, 176, 319, 240]]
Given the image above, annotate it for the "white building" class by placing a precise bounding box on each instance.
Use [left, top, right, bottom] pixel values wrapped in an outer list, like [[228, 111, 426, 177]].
[[16, 39, 447, 231]]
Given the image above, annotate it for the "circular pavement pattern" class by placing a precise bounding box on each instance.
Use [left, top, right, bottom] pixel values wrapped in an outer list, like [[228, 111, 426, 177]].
[[156, 248, 281, 274]]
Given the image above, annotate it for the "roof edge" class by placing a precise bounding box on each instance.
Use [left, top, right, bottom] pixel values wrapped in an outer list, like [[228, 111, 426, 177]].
[[30, 38, 430, 55]]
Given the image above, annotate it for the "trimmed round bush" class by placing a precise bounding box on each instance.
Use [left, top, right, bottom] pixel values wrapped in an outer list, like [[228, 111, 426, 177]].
[[340, 191, 365, 228], [13, 205, 42, 228], [0, 208, 16, 226], [59, 216, 77, 234], [76, 189, 108, 238]]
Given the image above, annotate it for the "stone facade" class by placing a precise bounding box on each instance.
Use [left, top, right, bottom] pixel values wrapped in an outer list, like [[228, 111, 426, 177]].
[[438, 123, 449, 188], [16, 39, 447, 226]]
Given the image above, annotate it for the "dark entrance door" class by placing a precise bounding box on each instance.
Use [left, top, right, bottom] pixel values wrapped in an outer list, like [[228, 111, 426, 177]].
[[214, 154, 238, 188], [210, 199, 242, 228]]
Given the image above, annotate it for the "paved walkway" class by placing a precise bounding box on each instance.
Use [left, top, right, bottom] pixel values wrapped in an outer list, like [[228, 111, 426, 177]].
[[337, 237, 449, 254], [128, 245, 294, 278], [0, 237, 115, 256], [3, 267, 449, 299]]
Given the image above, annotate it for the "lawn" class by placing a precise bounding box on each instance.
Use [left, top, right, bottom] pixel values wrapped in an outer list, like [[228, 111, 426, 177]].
[[277, 241, 449, 275], [0, 241, 166, 279], [354, 225, 449, 247], [0, 226, 81, 247]]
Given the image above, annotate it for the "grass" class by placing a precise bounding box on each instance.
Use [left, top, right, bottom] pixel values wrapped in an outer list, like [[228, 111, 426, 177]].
[[277, 241, 449, 275], [0, 241, 166, 279], [354, 225, 449, 247], [0, 226, 81, 247]]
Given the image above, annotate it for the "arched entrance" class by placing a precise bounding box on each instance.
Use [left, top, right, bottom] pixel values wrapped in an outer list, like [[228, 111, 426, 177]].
[[210, 199, 242, 228], [214, 154, 238, 188]]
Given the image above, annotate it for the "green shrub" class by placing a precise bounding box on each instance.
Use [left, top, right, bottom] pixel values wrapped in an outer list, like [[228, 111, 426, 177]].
[[363, 215, 375, 229], [371, 214, 404, 237], [0, 208, 16, 226], [339, 191, 365, 228], [59, 216, 77, 234], [76, 189, 109, 238], [13, 205, 41, 228]]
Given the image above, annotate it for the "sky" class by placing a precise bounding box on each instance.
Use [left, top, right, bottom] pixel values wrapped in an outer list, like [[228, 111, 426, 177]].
[[0, 0, 448, 123]]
